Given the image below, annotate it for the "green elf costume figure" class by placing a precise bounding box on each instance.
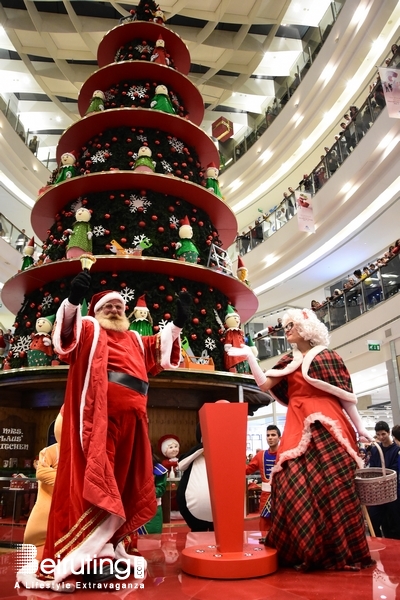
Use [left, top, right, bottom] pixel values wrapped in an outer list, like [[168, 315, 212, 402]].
[[54, 151, 77, 184], [27, 315, 56, 367], [128, 295, 153, 336], [21, 237, 35, 271], [66, 207, 93, 259], [175, 215, 199, 263], [206, 162, 223, 199], [132, 146, 156, 173], [85, 90, 105, 115], [150, 84, 176, 115], [137, 458, 168, 534]]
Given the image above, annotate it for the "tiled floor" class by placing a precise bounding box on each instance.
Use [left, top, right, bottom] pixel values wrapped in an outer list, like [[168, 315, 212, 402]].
[[1, 533, 399, 599]]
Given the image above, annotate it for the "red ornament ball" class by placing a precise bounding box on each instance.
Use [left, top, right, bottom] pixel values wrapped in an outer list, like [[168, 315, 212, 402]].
[[159, 285, 165, 291], [164, 313, 171, 320], [192, 318, 199, 325], [206, 328, 212, 335], [158, 227, 165, 233], [139, 221, 146, 228], [153, 303, 159, 310], [166, 295, 173, 302], [191, 334, 197, 341]]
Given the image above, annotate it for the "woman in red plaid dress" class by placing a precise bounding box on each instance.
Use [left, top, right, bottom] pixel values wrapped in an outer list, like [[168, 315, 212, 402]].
[[228, 308, 374, 571]]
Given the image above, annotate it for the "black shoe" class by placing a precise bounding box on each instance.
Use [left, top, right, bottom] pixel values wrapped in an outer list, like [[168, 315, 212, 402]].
[[82, 562, 115, 583]]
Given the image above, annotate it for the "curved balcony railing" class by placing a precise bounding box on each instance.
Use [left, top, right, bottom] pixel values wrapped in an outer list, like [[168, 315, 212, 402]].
[[248, 253, 400, 361], [0, 212, 42, 253], [221, 0, 345, 170], [235, 43, 400, 257]]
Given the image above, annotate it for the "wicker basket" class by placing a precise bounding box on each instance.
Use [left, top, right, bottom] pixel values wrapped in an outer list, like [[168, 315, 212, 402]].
[[355, 443, 397, 506]]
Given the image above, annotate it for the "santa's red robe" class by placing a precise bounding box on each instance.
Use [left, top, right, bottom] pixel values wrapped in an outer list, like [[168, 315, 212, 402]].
[[39, 300, 181, 583]]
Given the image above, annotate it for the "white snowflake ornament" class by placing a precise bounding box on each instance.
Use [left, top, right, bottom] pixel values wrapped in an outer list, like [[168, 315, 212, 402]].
[[120, 287, 135, 303], [12, 335, 31, 357], [93, 225, 106, 237], [205, 337, 216, 351], [41, 294, 54, 309]]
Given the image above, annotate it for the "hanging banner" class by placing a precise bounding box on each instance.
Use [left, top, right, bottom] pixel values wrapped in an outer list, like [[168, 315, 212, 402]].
[[295, 191, 315, 233], [378, 68, 400, 118]]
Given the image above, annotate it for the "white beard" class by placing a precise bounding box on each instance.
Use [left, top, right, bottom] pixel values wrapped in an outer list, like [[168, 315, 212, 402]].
[[96, 314, 130, 332]]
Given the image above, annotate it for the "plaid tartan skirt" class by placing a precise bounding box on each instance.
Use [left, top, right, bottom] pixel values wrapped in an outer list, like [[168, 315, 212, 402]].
[[266, 421, 372, 571]]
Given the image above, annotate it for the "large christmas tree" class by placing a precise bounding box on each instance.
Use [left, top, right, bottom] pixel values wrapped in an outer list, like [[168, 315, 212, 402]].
[[2, 1, 258, 379]]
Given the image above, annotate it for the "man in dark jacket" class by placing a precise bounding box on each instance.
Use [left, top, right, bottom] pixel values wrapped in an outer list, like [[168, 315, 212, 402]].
[[367, 421, 400, 539]]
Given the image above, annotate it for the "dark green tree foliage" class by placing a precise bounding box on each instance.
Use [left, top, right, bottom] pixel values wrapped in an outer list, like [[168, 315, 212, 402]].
[[103, 79, 186, 118], [115, 39, 175, 69], [10, 272, 228, 372], [136, 0, 159, 21], [41, 190, 222, 263]]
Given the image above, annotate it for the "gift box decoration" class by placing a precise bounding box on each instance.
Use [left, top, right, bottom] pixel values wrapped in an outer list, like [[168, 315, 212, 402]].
[[211, 117, 233, 142]]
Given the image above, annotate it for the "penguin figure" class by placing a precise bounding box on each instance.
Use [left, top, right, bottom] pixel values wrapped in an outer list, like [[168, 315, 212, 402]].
[[176, 424, 214, 532]]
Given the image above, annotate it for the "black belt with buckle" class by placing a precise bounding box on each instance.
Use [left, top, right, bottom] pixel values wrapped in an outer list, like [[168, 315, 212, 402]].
[[107, 371, 149, 395]]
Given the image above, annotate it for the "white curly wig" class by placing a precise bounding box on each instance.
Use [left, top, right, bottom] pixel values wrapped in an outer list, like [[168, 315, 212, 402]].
[[282, 308, 330, 347]]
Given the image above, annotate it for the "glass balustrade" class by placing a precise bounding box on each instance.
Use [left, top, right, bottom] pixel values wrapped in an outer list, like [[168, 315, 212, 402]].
[[0, 213, 42, 253], [248, 254, 400, 356]]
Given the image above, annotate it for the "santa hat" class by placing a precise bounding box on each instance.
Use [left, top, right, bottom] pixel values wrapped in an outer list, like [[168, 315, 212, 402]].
[[156, 35, 165, 46], [158, 434, 180, 456], [225, 304, 240, 320], [180, 215, 190, 227], [207, 162, 218, 170], [135, 294, 149, 311], [26, 237, 35, 248], [237, 256, 247, 271], [88, 290, 125, 317]]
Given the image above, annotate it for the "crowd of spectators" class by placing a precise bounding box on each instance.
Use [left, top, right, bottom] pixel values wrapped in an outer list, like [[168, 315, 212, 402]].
[[236, 41, 400, 256], [310, 239, 400, 323]]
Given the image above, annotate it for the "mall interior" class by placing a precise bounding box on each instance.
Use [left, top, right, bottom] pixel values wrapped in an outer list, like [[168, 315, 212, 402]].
[[0, 0, 400, 598]]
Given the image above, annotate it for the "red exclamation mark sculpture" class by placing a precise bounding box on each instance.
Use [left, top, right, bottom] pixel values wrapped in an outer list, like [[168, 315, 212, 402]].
[[181, 401, 278, 578]]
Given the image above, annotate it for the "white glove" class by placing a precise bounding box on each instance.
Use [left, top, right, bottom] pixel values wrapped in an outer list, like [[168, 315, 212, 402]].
[[341, 400, 373, 442], [227, 344, 267, 388], [42, 337, 52, 347], [87, 231, 93, 240]]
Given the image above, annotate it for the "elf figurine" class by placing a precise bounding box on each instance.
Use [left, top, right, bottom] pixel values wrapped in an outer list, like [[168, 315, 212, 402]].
[[150, 85, 176, 115], [65, 207, 93, 259], [132, 146, 156, 173], [150, 35, 170, 66], [128, 295, 153, 336], [236, 256, 250, 286], [85, 90, 105, 115], [54, 152, 77, 184], [27, 315, 56, 367], [158, 435, 180, 476], [222, 305, 257, 374], [21, 237, 35, 271], [153, 9, 165, 25], [205, 162, 223, 199], [175, 216, 199, 263]]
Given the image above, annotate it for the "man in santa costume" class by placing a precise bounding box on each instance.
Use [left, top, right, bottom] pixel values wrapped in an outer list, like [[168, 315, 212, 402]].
[[18, 271, 190, 591]]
